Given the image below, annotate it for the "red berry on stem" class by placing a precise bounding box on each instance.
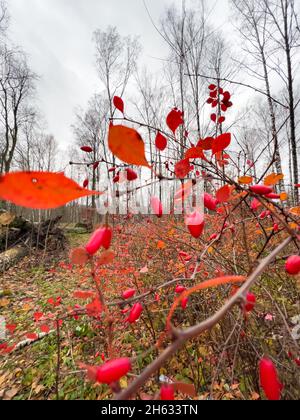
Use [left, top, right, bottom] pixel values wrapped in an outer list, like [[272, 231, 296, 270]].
[[259, 358, 283, 401], [85, 227, 112, 255], [250, 185, 273, 196], [160, 384, 175, 400], [96, 358, 131, 384], [122, 289, 136, 299], [285, 255, 300, 275], [126, 303, 143, 323], [186, 211, 205, 239], [245, 292, 256, 312]]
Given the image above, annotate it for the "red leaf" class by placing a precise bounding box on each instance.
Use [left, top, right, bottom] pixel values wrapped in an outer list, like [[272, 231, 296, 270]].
[[197, 137, 213, 151], [155, 132, 168, 151], [175, 159, 192, 179], [93, 161, 100, 170], [73, 290, 95, 300], [26, 333, 38, 341], [69, 247, 89, 266], [0, 172, 101, 210], [113, 96, 124, 114], [212, 133, 231, 155], [184, 147, 206, 161], [6, 324, 16, 334], [208, 84, 217, 91], [166, 108, 184, 134], [216, 185, 231, 203], [34, 312, 44, 322], [125, 168, 138, 181], [81, 146, 93, 153], [86, 298, 102, 317], [40, 325, 50, 334]]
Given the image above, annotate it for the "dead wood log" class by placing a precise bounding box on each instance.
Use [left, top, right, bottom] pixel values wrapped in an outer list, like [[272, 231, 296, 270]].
[[0, 246, 29, 272]]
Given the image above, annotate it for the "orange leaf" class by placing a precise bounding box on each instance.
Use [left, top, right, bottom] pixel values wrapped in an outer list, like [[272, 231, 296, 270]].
[[166, 275, 245, 328], [289, 207, 300, 216], [0, 172, 101, 209], [216, 184, 231, 203], [238, 176, 253, 185], [264, 173, 284, 186], [280, 192, 288, 201], [108, 125, 150, 167], [173, 382, 196, 397], [157, 241, 166, 250]]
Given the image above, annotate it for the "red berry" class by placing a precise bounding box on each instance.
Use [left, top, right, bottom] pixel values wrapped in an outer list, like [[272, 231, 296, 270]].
[[285, 255, 300, 275], [245, 292, 256, 312], [85, 227, 112, 255], [204, 192, 217, 211], [160, 384, 175, 400], [126, 303, 143, 323], [122, 289, 136, 299], [150, 197, 163, 218], [259, 358, 283, 400], [96, 358, 131, 384], [181, 297, 188, 310], [175, 285, 186, 294], [250, 185, 273, 195], [186, 211, 205, 238]]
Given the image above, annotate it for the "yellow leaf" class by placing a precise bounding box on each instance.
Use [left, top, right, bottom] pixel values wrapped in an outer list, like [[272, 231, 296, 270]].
[[108, 125, 150, 168], [238, 176, 253, 185], [264, 173, 284, 186], [119, 377, 128, 389]]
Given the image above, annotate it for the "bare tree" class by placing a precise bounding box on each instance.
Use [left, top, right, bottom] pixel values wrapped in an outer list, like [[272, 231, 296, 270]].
[[72, 94, 109, 208], [231, 0, 285, 192], [0, 46, 36, 173], [262, 0, 299, 201]]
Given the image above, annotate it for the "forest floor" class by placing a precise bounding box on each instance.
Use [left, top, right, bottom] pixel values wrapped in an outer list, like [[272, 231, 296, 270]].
[[0, 217, 299, 400]]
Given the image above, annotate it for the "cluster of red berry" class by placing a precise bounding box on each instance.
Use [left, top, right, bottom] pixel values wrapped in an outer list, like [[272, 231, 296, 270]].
[[206, 84, 233, 124]]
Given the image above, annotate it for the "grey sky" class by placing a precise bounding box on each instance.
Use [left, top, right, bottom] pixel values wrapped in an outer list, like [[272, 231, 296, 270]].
[[7, 0, 231, 151]]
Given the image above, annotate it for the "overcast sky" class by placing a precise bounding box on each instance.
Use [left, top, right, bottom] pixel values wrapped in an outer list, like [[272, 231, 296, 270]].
[[7, 0, 231, 152]]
